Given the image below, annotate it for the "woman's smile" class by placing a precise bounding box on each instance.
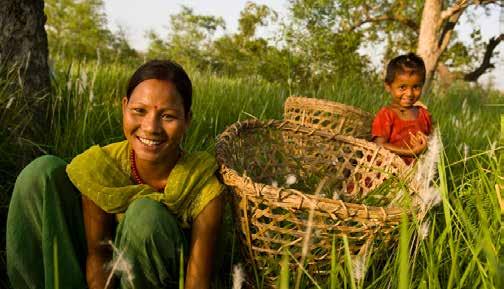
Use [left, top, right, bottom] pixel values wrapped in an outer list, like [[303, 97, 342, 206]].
[[122, 79, 190, 164], [136, 136, 165, 146]]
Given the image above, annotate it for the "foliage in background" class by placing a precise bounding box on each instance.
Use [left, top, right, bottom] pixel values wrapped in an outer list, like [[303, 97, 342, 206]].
[[44, 0, 137, 62], [144, 2, 371, 90], [208, 3, 289, 82], [320, 0, 498, 83], [146, 6, 226, 69], [43, 1, 501, 90], [285, 0, 369, 86]]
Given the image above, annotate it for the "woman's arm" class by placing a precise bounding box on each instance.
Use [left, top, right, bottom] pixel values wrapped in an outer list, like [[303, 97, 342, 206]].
[[374, 131, 428, 157], [82, 195, 116, 289], [185, 194, 224, 289]]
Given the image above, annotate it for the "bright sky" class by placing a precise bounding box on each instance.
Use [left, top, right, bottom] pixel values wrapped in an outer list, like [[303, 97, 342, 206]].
[[103, 1, 503, 90]]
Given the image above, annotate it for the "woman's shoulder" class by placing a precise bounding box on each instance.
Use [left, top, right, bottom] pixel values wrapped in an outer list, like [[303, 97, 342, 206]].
[[72, 140, 129, 159], [68, 140, 130, 178], [101, 140, 130, 174], [102, 140, 129, 159]]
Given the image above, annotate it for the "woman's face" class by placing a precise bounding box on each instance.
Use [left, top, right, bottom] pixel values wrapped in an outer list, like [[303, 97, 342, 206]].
[[122, 79, 190, 164]]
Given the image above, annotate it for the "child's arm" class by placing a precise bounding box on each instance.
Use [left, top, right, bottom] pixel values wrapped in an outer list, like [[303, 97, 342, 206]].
[[374, 131, 428, 156]]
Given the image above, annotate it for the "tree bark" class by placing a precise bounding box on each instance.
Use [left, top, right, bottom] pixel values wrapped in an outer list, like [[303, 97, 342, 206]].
[[0, 0, 50, 105], [416, 0, 443, 92], [0, 1, 51, 284], [0, 0, 51, 165]]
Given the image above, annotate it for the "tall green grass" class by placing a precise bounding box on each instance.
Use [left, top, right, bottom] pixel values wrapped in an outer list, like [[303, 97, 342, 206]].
[[279, 151, 501, 289], [0, 59, 503, 288]]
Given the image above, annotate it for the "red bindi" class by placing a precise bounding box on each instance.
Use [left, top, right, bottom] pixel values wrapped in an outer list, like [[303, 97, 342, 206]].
[[154, 105, 158, 110]]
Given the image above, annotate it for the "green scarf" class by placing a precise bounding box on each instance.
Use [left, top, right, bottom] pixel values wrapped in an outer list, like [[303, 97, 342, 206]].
[[66, 140, 223, 228]]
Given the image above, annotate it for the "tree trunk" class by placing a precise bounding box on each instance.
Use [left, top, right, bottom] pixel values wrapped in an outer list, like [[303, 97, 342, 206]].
[[416, 0, 443, 92], [0, 2, 50, 281], [0, 0, 50, 106], [0, 0, 51, 166], [436, 62, 457, 90]]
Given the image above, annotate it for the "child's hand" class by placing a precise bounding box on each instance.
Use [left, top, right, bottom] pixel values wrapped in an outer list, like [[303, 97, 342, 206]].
[[409, 131, 428, 155]]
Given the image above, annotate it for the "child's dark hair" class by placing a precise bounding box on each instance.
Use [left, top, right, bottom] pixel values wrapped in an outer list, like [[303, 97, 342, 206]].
[[126, 60, 192, 115], [385, 53, 426, 84]]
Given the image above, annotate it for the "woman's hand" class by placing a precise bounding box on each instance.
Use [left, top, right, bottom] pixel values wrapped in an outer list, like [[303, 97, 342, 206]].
[[82, 196, 116, 289], [185, 194, 224, 289]]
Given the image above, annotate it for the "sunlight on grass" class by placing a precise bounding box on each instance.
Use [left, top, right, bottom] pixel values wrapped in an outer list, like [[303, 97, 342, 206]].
[[1, 59, 503, 289]]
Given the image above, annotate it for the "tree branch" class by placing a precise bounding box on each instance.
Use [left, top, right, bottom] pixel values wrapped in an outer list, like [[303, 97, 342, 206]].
[[440, 0, 498, 22], [464, 34, 503, 82], [437, 8, 464, 52], [349, 14, 391, 30], [440, 0, 470, 21], [437, 0, 498, 54], [350, 13, 418, 32]]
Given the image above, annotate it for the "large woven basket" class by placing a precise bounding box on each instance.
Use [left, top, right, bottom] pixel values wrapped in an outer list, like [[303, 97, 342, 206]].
[[216, 119, 419, 287], [284, 96, 373, 139]]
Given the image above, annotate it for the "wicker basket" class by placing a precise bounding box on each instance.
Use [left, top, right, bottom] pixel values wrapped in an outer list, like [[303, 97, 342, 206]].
[[284, 96, 373, 139], [216, 119, 419, 287]]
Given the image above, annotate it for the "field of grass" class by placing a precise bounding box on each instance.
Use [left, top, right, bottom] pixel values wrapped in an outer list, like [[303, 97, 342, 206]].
[[0, 59, 503, 288]]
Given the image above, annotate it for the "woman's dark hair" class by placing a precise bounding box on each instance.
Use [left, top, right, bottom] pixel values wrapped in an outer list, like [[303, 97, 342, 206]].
[[126, 60, 192, 115], [385, 53, 426, 84]]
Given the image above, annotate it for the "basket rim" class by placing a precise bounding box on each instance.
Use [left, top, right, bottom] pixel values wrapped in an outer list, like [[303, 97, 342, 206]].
[[215, 118, 420, 217], [285, 96, 373, 118]]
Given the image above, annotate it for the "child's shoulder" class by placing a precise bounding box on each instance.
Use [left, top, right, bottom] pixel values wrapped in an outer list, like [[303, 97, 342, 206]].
[[375, 106, 396, 117], [415, 105, 432, 117]]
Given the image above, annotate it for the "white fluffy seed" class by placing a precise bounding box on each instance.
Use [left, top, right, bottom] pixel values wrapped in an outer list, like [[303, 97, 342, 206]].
[[232, 263, 245, 289], [285, 174, 297, 186]]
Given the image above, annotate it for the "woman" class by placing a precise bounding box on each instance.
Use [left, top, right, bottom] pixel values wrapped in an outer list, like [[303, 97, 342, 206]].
[[7, 60, 224, 289]]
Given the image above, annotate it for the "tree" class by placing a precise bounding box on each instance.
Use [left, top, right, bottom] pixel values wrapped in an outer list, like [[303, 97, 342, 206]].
[[284, 0, 369, 88], [0, 0, 50, 102], [0, 0, 51, 211], [339, 0, 501, 91], [146, 6, 225, 68], [45, 0, 137, 62], [416, 0, 501, 89], [210, 2, 286, 80], [238, 2, 278, 40], [110, 25, 139, 62], [0, 0, 52, 165]]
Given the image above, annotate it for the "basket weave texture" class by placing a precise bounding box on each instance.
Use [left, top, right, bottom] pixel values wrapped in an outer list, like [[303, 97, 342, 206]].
[[284, 96, 373, 139], [216, 119, 419, 286]]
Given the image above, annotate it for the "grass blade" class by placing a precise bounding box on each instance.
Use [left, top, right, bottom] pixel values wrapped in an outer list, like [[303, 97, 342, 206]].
[[399, 213, 409, 289], [279, 250, 289, 289]]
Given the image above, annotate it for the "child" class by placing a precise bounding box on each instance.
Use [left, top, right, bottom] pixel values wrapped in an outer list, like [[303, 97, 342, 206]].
[[372, 53, 432, 165]]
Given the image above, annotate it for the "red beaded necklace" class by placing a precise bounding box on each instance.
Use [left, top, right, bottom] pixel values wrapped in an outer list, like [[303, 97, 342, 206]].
[[130, 150, 168, 192], [130, 149, 145, 185]]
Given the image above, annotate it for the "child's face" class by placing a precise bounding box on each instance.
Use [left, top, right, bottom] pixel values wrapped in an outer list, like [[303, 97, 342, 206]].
[[385, 72, 424, 108]]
